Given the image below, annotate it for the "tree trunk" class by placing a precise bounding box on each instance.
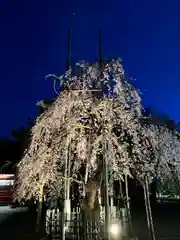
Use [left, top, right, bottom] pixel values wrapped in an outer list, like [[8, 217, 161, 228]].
[[143, 175, 156, 240], [36, 182, 44, 234]]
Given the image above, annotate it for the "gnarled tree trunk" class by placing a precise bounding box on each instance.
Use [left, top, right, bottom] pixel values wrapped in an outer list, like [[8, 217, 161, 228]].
[[81, 161, 103, 221]]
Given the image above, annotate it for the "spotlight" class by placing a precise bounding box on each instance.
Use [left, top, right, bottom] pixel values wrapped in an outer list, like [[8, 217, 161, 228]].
[[109, 220, 122, 239]]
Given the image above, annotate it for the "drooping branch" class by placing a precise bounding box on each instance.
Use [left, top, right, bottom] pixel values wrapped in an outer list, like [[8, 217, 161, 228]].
[[14, 59, 180, 210]]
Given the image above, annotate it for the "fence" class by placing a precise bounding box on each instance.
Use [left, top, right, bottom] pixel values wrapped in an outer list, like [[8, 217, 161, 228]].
[[45, 206, 124, 240]]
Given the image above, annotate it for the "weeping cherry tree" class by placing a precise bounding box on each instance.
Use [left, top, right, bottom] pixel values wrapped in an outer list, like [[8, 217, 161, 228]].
[[14, 59, 165, 237]]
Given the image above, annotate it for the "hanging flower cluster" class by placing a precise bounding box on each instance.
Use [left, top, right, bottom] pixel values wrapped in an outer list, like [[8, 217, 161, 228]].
[[151, 125, 180, 181], [135, 122, 180, 183], [14, 60, 146, 201], [14, 59, 180, 203]]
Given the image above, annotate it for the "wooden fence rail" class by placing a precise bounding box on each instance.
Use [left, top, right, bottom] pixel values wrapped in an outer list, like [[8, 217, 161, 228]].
[[45, 206, 129, 240]]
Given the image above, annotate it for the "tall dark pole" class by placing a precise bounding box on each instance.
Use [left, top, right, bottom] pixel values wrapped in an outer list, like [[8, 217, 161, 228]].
[[66, 27, 72, 70], [144, 175, 156, 240], [99, 27, 110, 240], [98, 28, 104, 98], [62, 27, 72, 240], [125, 174, 133, 237], [103, 141, 110, 240], [98, 28, 103, 68]]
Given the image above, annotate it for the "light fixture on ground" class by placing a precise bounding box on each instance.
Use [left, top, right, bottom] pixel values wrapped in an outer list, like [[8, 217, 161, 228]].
[[109, 220, 122, 239]]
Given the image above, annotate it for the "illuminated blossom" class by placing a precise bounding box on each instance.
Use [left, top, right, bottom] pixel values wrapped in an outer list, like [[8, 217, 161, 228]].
[[14, 59, 180, 204]]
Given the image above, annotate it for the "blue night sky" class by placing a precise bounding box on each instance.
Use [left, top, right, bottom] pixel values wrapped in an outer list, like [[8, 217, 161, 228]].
[[0, 0, 180, 137]]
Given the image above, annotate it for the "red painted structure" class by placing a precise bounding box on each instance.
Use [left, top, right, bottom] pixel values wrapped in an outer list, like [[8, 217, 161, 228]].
[[0, 174, 15, 205]]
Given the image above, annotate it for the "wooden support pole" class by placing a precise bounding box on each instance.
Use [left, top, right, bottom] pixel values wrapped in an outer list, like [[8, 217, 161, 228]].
[[144, 175, 156, 240], [66, 27, 72, 70], [98, 28, 103, 68], [125, 174, 133, 237], [103, 140, 110, 240], [36, 180, 45, 234]]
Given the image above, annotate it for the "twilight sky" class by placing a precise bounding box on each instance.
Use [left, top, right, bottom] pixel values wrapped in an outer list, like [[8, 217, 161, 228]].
[[0, 0, 180, 137]]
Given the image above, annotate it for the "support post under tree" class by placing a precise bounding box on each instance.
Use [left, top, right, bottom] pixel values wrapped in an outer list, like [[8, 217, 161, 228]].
[[144, 175, 156, 240], [66, 143, 71, 219], [125, 174, 133, 238], [103, 140, 110, 240], [62, 27, 72, 240], [62, 142, 71, 240], [36, 180, 45, 234]]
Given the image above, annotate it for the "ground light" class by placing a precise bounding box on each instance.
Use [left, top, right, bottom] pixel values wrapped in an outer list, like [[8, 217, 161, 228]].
[[109, 220, 122, 239]]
